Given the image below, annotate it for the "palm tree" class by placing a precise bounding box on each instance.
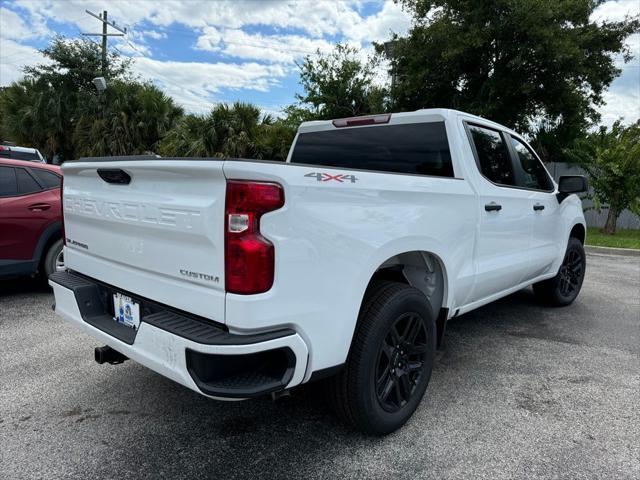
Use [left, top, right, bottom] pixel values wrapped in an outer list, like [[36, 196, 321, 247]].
[[73, 81, 183, 157], [158, 102, 295, 161]]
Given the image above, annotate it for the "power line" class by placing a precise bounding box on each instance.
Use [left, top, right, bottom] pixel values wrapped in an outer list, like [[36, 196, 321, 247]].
[[124, 39, 148, 57]]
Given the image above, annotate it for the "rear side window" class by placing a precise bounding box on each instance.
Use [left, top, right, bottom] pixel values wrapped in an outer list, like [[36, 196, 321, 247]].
[[16, 168, 41, 195], [510, 137, 554, 191], [30, 168, 61, 189], [290, 122, 454, 177], [468, 125, 515, 186], [0, 166, 18, 196]]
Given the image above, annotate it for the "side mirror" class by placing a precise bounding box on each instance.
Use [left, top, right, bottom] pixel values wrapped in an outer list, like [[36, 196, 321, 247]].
[[558, 175, 588, 194]]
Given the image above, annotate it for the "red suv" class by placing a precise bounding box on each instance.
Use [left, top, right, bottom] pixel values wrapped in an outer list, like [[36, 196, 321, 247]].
[[0, 159, 63, 279]]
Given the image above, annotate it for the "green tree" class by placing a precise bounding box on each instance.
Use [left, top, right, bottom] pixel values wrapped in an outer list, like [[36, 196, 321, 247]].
[[158, 102, 294, 161], [73, 80, 183, 157], [0, 37, 131, 160], [386, 0, 639, 160], [292, 44, 386, 121], [157, 114, 216, 157], [566, 121, 640, 235], [255, 121, 297, 161]]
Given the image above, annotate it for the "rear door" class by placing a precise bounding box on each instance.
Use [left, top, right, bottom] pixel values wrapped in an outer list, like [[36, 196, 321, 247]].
[[465, 123, 533, 302], [61, 159, 227, 323], [507, 135, 562, 278], [0, 165, 58, 260]]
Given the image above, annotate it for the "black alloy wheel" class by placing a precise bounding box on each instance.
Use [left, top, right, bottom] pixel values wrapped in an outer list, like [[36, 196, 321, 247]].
[[558, 248, 583, 297], [533, 237, 586, 306], [375, 312, 428, 412]]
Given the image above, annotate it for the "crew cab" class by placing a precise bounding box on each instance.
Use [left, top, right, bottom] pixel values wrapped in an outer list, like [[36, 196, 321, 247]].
[[0, 159, 64, 279], [49, 109, 588, 434]]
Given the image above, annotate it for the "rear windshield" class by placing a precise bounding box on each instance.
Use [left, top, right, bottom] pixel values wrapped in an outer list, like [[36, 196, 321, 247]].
[[290, 122, 454, 177], [0, 150, 40, 161]]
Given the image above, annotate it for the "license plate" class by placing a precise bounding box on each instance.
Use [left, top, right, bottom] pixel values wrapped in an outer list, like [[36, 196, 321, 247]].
[[113, 293, 140, 330]]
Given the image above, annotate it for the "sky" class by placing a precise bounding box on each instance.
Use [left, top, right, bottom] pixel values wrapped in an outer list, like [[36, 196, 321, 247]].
[[0, 0, 638, 125]]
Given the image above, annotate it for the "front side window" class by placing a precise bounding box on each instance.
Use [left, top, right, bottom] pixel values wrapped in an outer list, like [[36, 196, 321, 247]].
[[0, 166, 18, 196], [468, 124, 514, 186], [290, 122, 454, 177], [510, 137, 554, 191]]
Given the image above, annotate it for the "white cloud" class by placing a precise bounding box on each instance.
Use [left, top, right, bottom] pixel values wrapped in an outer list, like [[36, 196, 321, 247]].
[[11, 0, 410, 46], [144, 30, 166, 41], [12, 0, 375, 40], [591, 0, 640, 23], [343, 1, 411, 44], [598, 87, 640, 127], [591, 1, 640, 125], [0, 6, 34, 40], [196, 27, 335, 63], [625, 32, 640, 59], [130, 57, 287, 112], [0, 38, 48, 86]]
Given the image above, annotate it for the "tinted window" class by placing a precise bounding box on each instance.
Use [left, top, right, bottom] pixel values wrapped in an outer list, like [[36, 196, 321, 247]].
[[510, 137, 553, 191], [0, 166, 18, 196], [290, 122, 454, 177], [30, 168, 61, 189], [16, 168, 41, 195], [3, 151, 40, 161], [468, 125, 514, 186]]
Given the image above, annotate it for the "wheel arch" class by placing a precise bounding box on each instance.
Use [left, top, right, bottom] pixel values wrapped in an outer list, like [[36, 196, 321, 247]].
[[569, 222, 586, 244], [358, 249, 450, 348], [33, 221, 62, 269]]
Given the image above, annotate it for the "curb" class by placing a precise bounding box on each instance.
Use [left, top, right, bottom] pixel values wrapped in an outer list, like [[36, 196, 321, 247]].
[[585, 245, 640, 257]]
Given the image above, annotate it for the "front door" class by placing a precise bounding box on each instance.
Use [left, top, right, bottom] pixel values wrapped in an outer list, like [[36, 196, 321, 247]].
[[507, 135, 563, 279]]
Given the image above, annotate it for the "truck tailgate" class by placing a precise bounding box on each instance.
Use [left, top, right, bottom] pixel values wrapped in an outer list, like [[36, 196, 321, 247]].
[[61, 159, 226, 323]]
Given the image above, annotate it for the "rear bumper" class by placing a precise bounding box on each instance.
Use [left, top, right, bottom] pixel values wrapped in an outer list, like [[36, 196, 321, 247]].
[[49, 271, 308, 399]]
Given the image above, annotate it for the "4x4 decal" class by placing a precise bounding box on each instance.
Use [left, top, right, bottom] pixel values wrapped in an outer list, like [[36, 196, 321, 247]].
[[304, 172, 358, 183]]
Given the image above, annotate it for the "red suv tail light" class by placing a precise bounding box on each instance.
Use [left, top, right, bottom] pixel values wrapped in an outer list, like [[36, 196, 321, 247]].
[[225, 180, 284, 294]]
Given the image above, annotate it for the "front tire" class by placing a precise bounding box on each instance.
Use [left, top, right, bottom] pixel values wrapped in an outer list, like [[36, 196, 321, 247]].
[[326, 281, 436, 435], [533, 237, 586, 306]]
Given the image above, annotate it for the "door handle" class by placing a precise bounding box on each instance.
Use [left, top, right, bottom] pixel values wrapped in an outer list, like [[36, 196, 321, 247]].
[[533, 204, 545, 211], [28, 203, 51, 211], [484, 202, 502, 212]]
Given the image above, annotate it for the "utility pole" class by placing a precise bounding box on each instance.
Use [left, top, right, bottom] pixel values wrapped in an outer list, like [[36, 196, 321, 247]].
[[81, 10, 127, 76]]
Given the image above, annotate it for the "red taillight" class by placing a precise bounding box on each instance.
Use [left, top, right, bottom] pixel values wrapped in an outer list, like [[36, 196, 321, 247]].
[[225, 180, 284, 294], [60, 174, 66, 246], [332, 113, 391, 128]]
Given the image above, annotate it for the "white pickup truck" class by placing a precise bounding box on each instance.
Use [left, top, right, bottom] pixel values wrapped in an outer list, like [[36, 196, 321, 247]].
[[50, 108, 588, 434]]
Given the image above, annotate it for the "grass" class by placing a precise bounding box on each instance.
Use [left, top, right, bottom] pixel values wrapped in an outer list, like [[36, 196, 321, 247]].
[[586, 227, 640, 249]]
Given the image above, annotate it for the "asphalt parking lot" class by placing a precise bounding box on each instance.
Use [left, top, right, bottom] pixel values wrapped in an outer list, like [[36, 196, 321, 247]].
[[1, 252, 638, 480]]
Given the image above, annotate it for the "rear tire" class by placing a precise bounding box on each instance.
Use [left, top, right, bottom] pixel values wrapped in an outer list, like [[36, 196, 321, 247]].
[[533, 237, 586, 306], [43, 239, 64, 278], [326, 281, 436, 435]]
